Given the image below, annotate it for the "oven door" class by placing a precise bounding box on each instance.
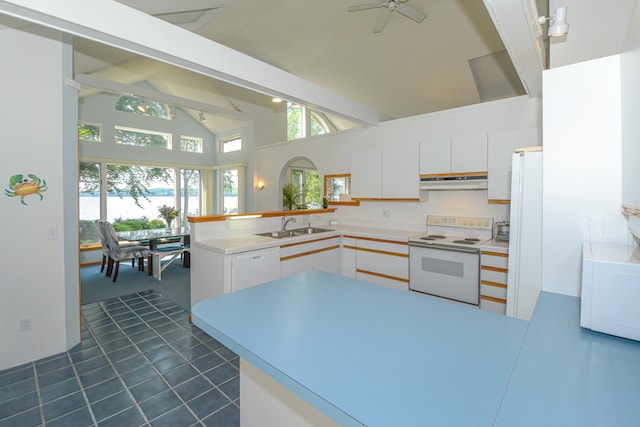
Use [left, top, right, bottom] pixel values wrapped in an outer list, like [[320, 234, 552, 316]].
[[409, 243, 480, 305]]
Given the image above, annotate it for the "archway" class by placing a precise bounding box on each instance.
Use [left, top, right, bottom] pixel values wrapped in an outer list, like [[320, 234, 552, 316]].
[[278, 157, 320, 210]]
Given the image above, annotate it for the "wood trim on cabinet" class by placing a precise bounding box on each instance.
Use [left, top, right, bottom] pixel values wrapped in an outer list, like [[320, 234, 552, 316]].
[[280, 245, 341, 262], [481, 265, 508, 273], [481, 251, 508, 257], [356, 247, 408, 258], [280, 235, 339, 249], [419, 171, 488, 178], [488, 199, 510, 204], [481, 280, 508, 289], [351, 198, 421, 202], [188, 208, 337, 223], [356, 269, 409, 283], [327, 201, 360, 206], [480, 295, 507, 304], [343, 245, 358, 251], [344, 236, 408, 246]]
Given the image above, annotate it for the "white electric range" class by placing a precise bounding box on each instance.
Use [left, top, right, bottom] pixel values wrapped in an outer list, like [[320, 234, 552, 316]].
[[408, 215, 493, 305]]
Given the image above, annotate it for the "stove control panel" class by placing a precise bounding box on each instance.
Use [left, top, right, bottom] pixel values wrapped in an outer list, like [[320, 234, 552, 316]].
[[427, 215, 493, 230]]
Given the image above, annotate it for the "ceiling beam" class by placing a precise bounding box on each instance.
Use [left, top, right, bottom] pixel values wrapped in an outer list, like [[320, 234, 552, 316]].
[[0, 0, 382, 127], [74, 73, 248, 121]]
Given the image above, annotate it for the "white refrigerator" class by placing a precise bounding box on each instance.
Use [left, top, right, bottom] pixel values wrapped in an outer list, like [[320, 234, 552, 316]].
[[506, 147, 542, 321]]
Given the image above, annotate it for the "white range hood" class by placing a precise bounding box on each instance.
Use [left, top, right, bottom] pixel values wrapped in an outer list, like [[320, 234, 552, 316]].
[[420, 175, 488, 191]]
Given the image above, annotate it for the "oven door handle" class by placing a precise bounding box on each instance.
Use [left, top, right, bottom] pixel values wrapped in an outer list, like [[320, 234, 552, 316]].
[[409, 242, 480, 254]]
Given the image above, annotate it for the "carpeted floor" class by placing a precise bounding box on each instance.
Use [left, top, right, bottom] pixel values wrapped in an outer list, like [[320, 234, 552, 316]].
[[81, 261, 190, 312]]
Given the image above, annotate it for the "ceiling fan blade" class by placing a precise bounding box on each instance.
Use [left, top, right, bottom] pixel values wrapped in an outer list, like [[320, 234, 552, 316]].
[[373, 9, 392, 33], [395, 3, 426, 23], [348, 2, 383, 12]]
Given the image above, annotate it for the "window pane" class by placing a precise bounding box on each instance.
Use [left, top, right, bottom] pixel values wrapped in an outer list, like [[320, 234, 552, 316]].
[[305, 170, 321, 208], [223, 169, 238, 214], [287, 103, 304, 140], [106, 164, 174, 230], [310, 114, 327, 136], [115, 126, 171, 149], [180, 169, 200, 221], [115, 95, 171, 119], [221, 137, 241, 153], [181, 136, 203, 153], [78, 122, 102, 142], [79, 162, 101, 244]]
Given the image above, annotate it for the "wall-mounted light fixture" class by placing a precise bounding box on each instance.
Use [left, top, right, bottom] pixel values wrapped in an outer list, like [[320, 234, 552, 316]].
[[199, 111, 206, 123], [271, 97, 283, 103], [169, 105, 177, 119], [539, 6, 569, 37], [256, 180, 265, 190]]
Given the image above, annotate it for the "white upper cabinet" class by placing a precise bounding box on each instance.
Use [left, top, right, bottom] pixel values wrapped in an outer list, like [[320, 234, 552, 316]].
[[419, 139, 450, 175], [351, 147, 382, 199], [451, 134, 487, 173], [487, 128, 540, 202], [351, 143, 420, 200], [382, 144, 420, 199], [420, 135, 487, 176]]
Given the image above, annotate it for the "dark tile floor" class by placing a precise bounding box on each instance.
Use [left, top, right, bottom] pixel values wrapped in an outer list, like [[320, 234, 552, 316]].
[[0, 290, 240, 427]]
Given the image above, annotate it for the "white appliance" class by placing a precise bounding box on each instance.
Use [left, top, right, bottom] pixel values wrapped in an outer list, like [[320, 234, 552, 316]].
[[506, 147, 542, 321], [581, 241, 640, 341], [409, 215, 493, 305], [419, 174, 488, 191], [231, 247, 281, 292]]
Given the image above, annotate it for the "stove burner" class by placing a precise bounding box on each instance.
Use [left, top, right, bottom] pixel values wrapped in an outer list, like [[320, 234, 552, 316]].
[[426, 235, 446, 239], [453, 240, 476, 245], [464, 238, 480, 242], [420, 237, 436, 241]]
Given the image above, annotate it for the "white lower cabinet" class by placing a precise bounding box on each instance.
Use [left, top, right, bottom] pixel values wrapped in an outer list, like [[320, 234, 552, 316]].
[[480, 248, 509, 314], [351, 236, 409, 292], [280, 236, 341, 278], [341, 237, 357, 279]]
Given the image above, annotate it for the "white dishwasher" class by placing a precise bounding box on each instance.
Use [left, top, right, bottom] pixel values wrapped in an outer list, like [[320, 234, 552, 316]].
[[230, 246, 281, 292]]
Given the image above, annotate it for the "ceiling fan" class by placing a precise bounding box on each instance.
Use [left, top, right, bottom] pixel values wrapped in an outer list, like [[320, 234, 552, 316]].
[[348, 0, 427, 33]]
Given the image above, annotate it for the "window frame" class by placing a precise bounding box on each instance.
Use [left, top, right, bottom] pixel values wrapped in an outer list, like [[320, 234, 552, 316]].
[[219, 135, 242, 153], [324, 173, 359, 206]]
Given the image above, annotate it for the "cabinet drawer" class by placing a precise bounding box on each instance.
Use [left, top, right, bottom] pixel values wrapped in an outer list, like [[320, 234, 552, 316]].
[[480, 296, 506, 315], [355, 236, 408, 255], [481, 283, 507, 300], [481, 266, 508, 285], [480, 252, 508, 269], [280, 236, 340, 259]]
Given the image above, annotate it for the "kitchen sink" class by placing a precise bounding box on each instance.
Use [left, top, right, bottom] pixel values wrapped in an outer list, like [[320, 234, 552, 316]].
[[255, 227, 333, 239]]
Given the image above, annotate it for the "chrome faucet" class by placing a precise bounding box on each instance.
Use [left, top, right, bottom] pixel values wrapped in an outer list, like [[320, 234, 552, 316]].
[[281, 215, 296, 231]]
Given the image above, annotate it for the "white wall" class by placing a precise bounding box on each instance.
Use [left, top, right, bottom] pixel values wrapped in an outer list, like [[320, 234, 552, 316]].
[[542, 55, 629, 297], [256, 96, 541, 229], [0, 26, 80, 370]]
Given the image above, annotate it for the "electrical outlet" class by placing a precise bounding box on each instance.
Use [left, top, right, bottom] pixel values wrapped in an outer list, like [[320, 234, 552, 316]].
[[19, 317, 32, 332], [383, 209, 391, 218]]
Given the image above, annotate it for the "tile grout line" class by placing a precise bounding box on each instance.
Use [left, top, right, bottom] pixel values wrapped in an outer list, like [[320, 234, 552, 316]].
[[80, 302, 151, 426], [63, 352, 99, 426], [31, 362, 46, 427]]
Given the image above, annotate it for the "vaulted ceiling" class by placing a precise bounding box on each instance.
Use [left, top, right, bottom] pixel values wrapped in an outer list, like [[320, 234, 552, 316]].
[[71, 0, 528, 134]]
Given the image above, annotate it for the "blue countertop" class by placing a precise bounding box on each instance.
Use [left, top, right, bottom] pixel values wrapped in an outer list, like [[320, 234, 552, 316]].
[[192, 271, 640, 426], [193, 271, 528, 426]]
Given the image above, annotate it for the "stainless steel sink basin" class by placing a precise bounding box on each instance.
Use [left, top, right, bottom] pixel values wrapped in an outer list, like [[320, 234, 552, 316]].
[[255, 227, 333, 239]]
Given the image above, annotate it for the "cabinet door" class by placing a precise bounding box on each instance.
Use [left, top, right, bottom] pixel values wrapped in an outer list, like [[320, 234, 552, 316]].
[[313, 247, 340, 275], [419, 139, 451, 175], [382, 143, 419, 198], [351, 147, 382, 199], [487, 129, 540, 202], [451, 134, 487, 173], [281, 255, 313, 278]]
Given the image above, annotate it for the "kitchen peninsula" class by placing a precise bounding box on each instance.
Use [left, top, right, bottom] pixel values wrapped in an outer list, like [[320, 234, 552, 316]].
[[193, 271, 640, 426]]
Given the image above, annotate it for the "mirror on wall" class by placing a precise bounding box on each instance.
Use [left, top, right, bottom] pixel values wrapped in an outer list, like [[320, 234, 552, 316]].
[[279, 157, 320, 210]]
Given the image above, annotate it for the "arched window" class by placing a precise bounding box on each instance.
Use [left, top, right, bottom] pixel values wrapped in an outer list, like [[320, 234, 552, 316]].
[[115, 95, 172, 120]]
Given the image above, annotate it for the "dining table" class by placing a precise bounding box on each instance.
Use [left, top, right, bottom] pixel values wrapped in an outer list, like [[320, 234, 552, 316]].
[[116, 225, 191, 276]]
